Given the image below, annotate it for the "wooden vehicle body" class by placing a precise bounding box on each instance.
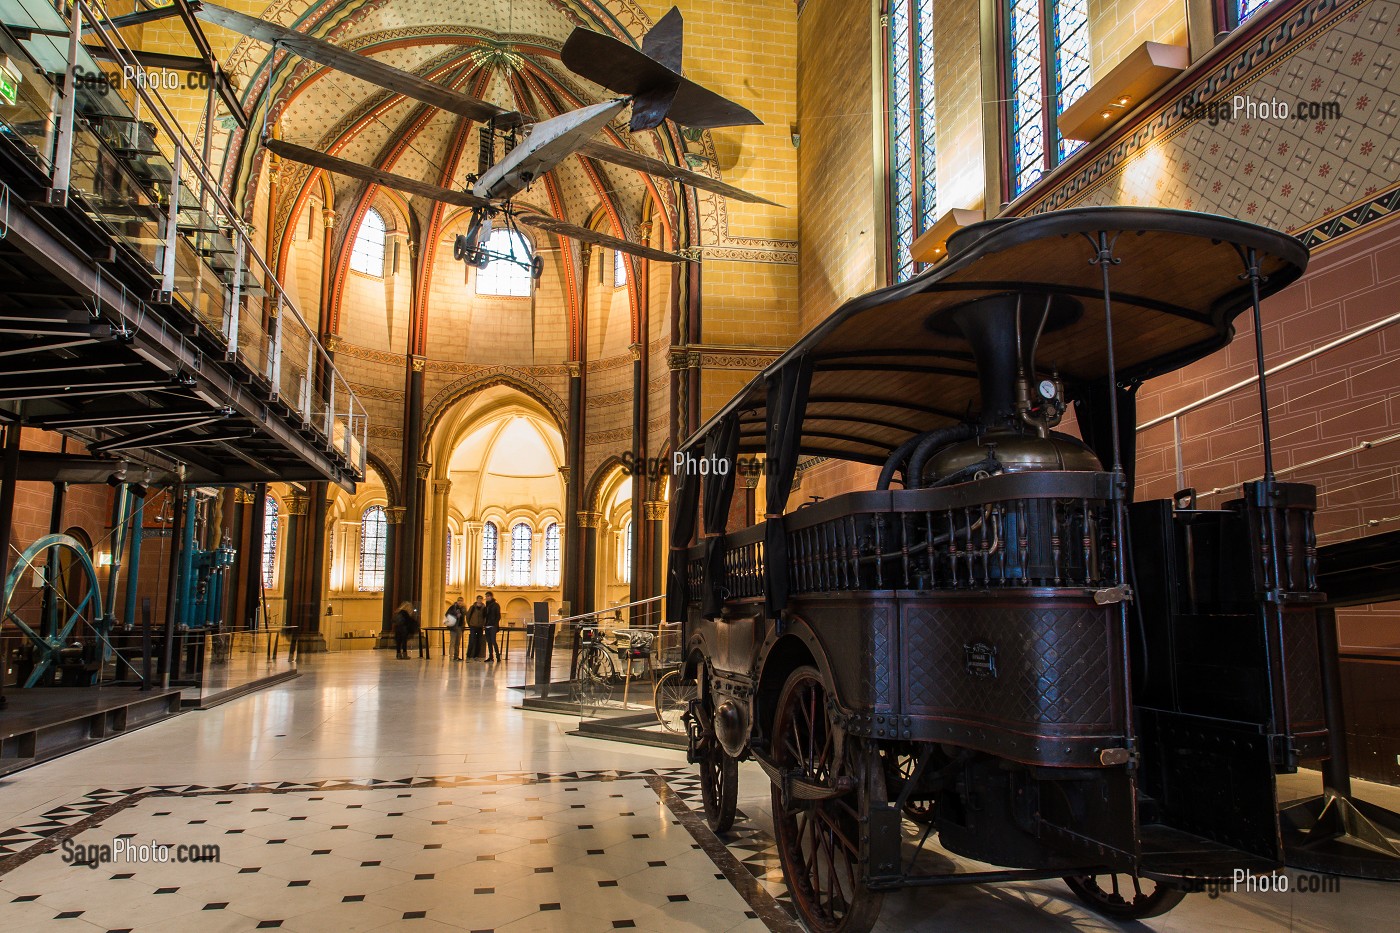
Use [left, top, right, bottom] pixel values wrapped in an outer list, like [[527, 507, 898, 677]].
[[667, 207, 1329, 930]]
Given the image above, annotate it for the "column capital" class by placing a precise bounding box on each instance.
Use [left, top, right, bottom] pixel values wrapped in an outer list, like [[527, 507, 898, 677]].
[[411, 356, 426, 372], [234, 488, 258, 505], [580, 248, 592, 271], [628, 342, 643, 361], [384, 506, 406, 524], [325, 334, 344, 352], [577, 510, 602, 529], [322, 207, 336, 228], [416, 461, 432, 480], [284, 493, 309, 516], [432, 479, 452, 495], [558, 465, 571, 484], [643, 500, 668, 521], [566, 360, 582, 378]]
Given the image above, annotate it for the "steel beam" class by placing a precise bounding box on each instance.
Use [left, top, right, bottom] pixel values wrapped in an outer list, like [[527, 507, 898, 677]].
[[87, 415, 226, 453]]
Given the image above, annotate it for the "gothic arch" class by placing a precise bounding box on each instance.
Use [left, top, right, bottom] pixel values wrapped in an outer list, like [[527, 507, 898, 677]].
[[421, 368, 568, 455]]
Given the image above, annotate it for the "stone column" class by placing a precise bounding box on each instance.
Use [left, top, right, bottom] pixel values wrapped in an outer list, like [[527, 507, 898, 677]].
[[280, 492, 308, 633], [380, 505, 405, 643], [462, 519, 480, 598], [578, 509, 600, 614], [396, 356, 427, 611], [644, 498, 667, 612], [424, 479, 452, 618]]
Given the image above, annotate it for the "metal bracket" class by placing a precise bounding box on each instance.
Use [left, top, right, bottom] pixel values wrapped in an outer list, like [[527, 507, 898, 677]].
[[1091, 584, 1133, 605]]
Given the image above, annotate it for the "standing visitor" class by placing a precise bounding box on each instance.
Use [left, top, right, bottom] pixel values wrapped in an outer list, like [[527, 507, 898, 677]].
[[392, 602, 415, 659], [483, 591, 502, 663], [465, 595, 486, 660], [446, 597, 467, 661]]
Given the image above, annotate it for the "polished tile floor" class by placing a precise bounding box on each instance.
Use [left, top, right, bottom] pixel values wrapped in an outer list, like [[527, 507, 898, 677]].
[[0, 651, 1396, 931]]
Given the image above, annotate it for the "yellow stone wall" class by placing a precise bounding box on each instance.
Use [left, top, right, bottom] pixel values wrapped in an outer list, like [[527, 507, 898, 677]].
[[1088, 0, 1189, 78]]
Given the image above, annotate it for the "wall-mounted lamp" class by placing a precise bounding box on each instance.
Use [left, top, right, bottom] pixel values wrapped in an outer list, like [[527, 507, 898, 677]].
[[910, 207, 984, 265], [1058, 42, 1188, 143]]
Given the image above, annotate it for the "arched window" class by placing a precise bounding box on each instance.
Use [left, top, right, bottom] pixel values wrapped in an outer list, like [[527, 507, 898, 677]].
[[887, 0, 936, 282], [358, 505, 387, 591], [475, 229, 533, 297], [445, 530, 455, 586], [620, 519, 633, 585], [350, 208, 387, 276], [261, 495, 279, 589], [542, 522, 560, 586], [614, 249, 627, 287], [1004, 0, 1091, 198], [509, 522, 533, 586], [480, 521, 499, 586]]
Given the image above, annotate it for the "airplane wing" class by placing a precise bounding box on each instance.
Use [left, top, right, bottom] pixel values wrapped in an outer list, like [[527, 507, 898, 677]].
[[514, 213, 690, 263], [575, 140, 781, 207], [197, 3, 523, 126], [265, 139, 497, 210]]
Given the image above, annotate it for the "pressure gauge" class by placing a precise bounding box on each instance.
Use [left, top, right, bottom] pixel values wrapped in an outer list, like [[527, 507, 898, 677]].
[[1038, 379, 1057, 400]]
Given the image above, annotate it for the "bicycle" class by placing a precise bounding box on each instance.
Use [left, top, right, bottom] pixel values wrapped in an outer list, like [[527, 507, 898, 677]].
[[571, 622, 659, 711]]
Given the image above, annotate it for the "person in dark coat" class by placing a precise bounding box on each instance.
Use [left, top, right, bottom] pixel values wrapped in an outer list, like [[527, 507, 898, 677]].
[[446, 598, 467, 661], [392, 602, 415, 659], [465, 596, 486, 660], [483, 591, 502, 662]]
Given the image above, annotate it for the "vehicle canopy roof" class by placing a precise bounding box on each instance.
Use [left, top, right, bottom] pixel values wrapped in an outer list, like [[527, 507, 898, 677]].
[[679, 206, 1308, 465]]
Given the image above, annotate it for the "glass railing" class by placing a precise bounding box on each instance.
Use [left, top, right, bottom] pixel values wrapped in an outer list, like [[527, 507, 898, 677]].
[[0, 0, 368, 478]]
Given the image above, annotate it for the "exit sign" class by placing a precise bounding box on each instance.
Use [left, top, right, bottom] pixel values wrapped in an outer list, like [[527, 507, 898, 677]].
[[0, 71, 18, 106]]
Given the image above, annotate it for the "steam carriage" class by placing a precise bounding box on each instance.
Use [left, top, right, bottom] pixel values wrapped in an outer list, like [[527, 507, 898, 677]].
[[667, 207, 1329, 931]]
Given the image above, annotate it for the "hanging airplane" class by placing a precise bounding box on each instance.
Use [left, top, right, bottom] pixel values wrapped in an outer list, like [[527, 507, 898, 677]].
[[196, 4, 778, 275]]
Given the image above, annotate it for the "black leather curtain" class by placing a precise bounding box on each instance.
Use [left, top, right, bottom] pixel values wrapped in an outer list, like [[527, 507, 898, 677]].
[[1074, 380, 1139, 497], [700, 413, 741, 619], [763, 356, 813, 618], [665, 449, 702, 623]]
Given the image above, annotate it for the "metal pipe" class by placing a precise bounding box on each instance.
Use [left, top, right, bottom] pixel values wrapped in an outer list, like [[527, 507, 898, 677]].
[[0, 416, 21, 707], [161, 485, 184, 689], [124, 486, 146, 629], [1245, 247, 1275, 482]]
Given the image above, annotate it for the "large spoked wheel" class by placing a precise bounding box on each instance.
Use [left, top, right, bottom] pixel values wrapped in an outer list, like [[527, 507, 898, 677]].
[[881, 748, 935, 825], [699, 737, 738, 832], [654, 668, 695, 734], [770, 666, 884, 933], [2, 533, 104, 687], [1062, 873, 1187, 920], [572, 645, 615, 710]]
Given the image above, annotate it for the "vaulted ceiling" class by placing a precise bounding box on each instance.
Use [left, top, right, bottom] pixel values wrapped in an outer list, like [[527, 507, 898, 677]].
[[210, 0, 698, 276]]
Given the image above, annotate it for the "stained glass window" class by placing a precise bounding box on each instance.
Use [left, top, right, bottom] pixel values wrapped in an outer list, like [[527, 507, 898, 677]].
[[620, 519, 633, 585], [886, 1, 936, 282], [445, 531, 454, 586], [480, 521, 499, 587], [475, 229, 533, 297], [614, 249, 627, 287], [509, 522, 533, 586], [261, 495, 279, 589], [349, 208, 386, 276], [358, 505, 387, 592], [543, 522, 560, 586], [1005, 0, 1091, 197], [1238, 0, 1270, 23]]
